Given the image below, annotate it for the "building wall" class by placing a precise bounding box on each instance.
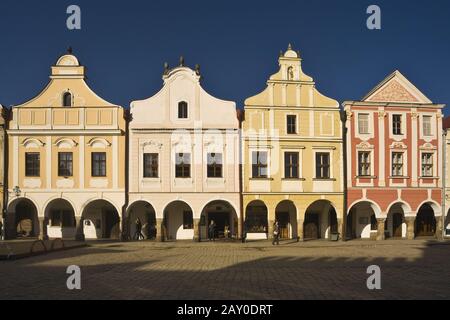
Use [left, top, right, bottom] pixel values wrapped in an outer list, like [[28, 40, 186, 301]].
[[242, 45, 344, 239], [344, 71, 444, 239], [6, 54, 125, 239], [128, 63, 241, 240]]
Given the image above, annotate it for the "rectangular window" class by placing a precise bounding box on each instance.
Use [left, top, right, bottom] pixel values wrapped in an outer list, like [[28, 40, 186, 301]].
[[25, 153, 40, 177], [392, 152, 404, 177], [252, 151, 268, 178], [358, 151, 371, 176], [393, 115, 402, 135], [143, 153, 159, 178], [207, 153, 223, 178], [315, 153, 330, 179], [91, 152, 106, 177], [286, 115, 296, 134], [175, 153, 191, 178], [421, 153, 433, 177], [284, 152, 299, 178], [58, 152, 73, 177], [358, 114, 369, 134], [183, 211, 193, 229], [423, 116, 432, 136]]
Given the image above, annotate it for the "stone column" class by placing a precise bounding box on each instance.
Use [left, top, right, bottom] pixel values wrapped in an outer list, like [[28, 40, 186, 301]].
[[75, 216, 85, 241], [268, 219, 274, 240], [155, 218, 163, 242], [39, 217, 49, 241], [193, 218, 200, 242], [237, 216, 242, 240], [405, 217, 415, 240], [337, 218, 344, 241], [435, 216, 443, 240], [297, 219, 304, 242], [376, 218, 386, 241]]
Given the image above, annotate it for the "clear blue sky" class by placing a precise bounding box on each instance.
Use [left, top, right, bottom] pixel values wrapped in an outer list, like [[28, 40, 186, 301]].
[[0, 0, 449, 112]]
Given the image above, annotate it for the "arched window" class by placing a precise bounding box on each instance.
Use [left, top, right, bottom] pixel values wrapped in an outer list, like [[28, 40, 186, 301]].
[[63, 92, 72, 107], [178, 101, 188, 119]]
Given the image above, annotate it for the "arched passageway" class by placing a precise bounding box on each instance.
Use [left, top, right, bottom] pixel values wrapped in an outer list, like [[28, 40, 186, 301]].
[[200, 200, 238, 240], [275, 200, 297, 240], [163, 201, 194, 241], [415, 204, 436, 237], [45, 199, 76, 239], [303, 200, 338, 241], [6, 198, 39, 239], [127, 201, 157, 240], [245, 201, 268, 240], [385, 203, 406, 239], [346, 202, 378, 240], [81, 200, 121, 240]]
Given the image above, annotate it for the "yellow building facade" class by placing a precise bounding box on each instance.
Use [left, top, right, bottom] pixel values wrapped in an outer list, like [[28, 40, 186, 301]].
[[5, 52, 126, 240], [242, 45, 344, 241]]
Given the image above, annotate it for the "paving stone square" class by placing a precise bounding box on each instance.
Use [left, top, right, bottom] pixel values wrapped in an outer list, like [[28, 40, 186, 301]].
[[0, 240, 449, 300]]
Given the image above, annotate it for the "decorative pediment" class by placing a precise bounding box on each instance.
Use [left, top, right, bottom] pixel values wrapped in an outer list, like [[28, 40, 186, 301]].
[[419, 142, 437, 151], [356, 141, 374, 150], [87, 138, 111, 148], [54, 138, 78, 149], [389, 141, 408, 150], [22, 138, 45, 149], [141, 141, 163, 149], [363, 71, 432, 104]]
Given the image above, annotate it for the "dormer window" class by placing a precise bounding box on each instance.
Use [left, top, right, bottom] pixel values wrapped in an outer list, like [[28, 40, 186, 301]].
[[63, 92, 72, 107], [178, 101, 188, 119]]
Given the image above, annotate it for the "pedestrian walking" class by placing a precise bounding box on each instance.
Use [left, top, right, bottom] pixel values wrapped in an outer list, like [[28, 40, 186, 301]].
[[208, 220, 216, 241], [272, 220, 280, 245], [134, 218, 144, 240]]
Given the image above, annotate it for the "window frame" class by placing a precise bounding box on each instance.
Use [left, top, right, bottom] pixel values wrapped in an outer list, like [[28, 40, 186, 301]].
[[178, 101, 188, 119], [358, 151, 371, 177], [207, 153, 223, 178], [286, 115, 297, 134], [392, 114, 402, 135], [58, 152, 73, 177], [143, 153, 159, 178], [25, 152, 40, 177], [91, 152, 107, 177], [284, 152, 299, 179], [421, 152, 433, 177], [315, 152, 330, 179], [358, 113, 370, 134], [175, 153, 191, 178], [252, 151, 268, 179], [391, 152, 404, 177]]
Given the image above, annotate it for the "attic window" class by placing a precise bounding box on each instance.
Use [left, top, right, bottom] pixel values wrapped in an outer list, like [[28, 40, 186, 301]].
[[63, 92, 72, 107], [178, 101, 188, 119]]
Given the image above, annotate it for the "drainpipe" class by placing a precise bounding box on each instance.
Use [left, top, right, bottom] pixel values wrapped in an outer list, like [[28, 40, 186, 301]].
[[121, 108, 131, 241], [340, 108, 348, 241], [237, 109, 245, 243], [1, 107, 9, 240], [442, 128, 447, 240]]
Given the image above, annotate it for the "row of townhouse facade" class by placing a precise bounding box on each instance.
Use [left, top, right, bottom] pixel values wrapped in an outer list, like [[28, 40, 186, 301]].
[[1, 45, 449, 242]]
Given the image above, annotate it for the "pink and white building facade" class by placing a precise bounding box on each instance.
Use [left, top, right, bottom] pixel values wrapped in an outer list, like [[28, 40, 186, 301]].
[[344, 71, 445, 240]]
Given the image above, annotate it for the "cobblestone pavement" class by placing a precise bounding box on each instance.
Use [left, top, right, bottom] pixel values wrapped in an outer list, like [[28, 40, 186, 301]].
[[0, 239, 449, 300]]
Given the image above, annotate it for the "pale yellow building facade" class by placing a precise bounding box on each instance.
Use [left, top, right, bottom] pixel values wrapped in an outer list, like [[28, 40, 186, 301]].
[[242, 45, 344, 241], [5, 53, 126, 240]]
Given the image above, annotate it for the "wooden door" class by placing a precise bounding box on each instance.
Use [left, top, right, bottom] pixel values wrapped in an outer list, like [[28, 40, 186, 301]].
[[276, 212, 289, 239], [393, 213, 403, 238], [304, 214, 319, 240]]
